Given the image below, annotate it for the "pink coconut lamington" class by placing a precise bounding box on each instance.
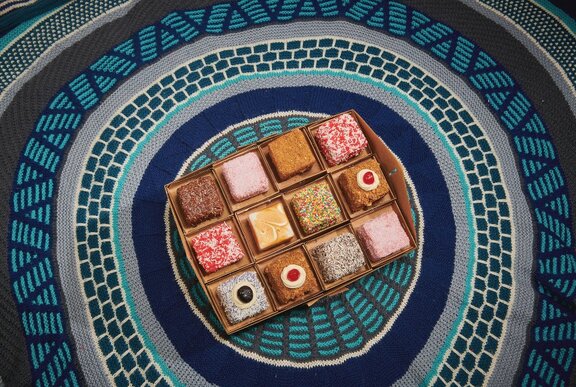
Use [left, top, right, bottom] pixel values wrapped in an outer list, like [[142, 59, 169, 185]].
[[315, 113, 368, 166], [357, 209, 410, 261], [191, 222, 244, 273], [222, 152, 270, 202]]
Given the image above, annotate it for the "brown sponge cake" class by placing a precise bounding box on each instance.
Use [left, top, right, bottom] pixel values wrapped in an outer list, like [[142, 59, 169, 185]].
[[338, 158, 389, 212], [268, 130, 316, 181], [264, 249, 320, 305]]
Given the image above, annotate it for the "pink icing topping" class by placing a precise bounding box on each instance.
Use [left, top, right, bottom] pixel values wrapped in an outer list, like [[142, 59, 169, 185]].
[[357, 209, 410, 261], [222, 152, 269, 202]]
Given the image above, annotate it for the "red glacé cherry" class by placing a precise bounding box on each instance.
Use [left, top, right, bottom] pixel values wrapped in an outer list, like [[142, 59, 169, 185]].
[[362, 171, 375, 185], [287, 268, 300, 282]]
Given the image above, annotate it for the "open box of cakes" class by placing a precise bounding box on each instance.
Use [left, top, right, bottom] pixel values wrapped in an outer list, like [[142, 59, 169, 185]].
[[165, 110, 417, 334]]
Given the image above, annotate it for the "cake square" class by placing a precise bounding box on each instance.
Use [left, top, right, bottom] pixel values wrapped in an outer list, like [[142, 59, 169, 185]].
[[264, 249, 321, 305], [314, 113, 368, 166], [222, 151, 270, 202], [338, 158, 390, 212], [268, 130, 316, 181], [291, 181, 342, 235], [190, 222, 244, 273], [177, 174, 224, 227], [357, 209, 411, 261], [248, 202, 295, 251], [216, 271, 270, 324], [310, 233, 365, 283]]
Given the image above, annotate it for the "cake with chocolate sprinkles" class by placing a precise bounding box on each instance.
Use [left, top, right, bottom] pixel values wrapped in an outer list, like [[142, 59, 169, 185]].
[[216, 271, 270, 324], [177, 174, 224, 227], [310, 233, 365, 283]]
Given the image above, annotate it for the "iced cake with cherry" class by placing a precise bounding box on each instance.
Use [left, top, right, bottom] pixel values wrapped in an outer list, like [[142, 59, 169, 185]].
[[338, 158, 389, 212], [264, 249, 320, 305]]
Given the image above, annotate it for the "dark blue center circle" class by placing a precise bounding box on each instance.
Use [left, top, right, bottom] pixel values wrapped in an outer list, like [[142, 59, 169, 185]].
[[132, 86, 455, 386]]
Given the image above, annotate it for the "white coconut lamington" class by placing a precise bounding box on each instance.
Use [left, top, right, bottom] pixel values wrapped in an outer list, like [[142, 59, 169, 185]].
[[216, 271, 269, 324], [311, 233, 366, 283]]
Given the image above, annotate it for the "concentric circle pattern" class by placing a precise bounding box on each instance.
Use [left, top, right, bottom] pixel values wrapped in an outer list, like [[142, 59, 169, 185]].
[[3, 1, 575, 386]]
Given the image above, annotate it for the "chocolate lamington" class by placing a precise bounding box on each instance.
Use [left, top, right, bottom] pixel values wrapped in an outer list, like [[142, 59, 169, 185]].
[[268, 129, 316, 181], [177, 174, 224, 227]]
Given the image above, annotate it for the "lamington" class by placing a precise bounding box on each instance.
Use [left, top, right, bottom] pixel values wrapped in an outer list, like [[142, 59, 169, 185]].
[[190, 222, 244, 273], [222, 151, 270, 202], [216, 271, 270, 324], [310, 232, 365, 283], [314, 113, 368, 166], [177, 174, 224, 227], [357, 208, 411, 261]]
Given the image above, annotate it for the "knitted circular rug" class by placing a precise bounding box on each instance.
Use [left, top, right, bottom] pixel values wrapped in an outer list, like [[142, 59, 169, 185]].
[[1, 1, 575, 386]]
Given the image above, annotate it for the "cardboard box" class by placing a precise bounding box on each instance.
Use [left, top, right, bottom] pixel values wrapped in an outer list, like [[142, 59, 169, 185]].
[[165, 110, 417, 334]]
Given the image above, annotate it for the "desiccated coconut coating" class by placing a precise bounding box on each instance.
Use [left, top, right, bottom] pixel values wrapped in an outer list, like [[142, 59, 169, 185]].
[[222, 152, 270, 202], [177, 174, 224, 227], [338, 158, 390, 212], [357, 209, 411, 261], [311, 233, 365, 283], [291, 181, 342, 235], [190, 222, 244, 273], [314, 113, 368, 166], [216, 271, 270, 324], [264, 249, 320, 305], [268, 129, 316, 181]]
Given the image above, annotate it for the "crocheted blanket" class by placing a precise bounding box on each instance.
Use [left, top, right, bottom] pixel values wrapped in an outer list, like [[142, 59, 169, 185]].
[[1, 1, 575, 385]]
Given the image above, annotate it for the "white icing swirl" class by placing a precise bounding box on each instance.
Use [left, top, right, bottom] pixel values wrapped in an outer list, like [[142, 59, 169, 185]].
[[231, 280, 256, 309], [356, 169, 380, 191], [280, 264, 306, 288]]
